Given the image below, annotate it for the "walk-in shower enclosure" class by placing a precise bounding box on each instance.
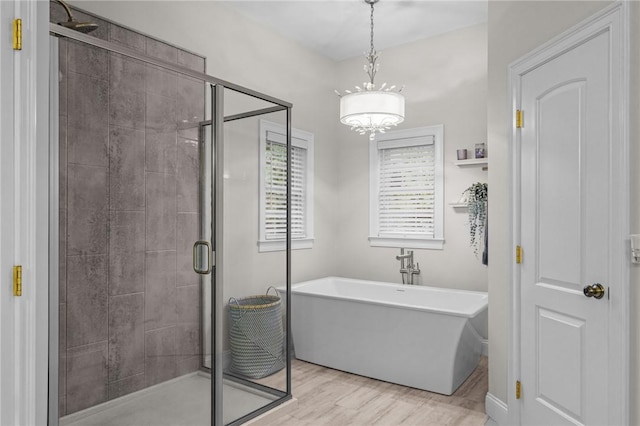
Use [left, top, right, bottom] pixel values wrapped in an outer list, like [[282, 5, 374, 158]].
[[48, 5, 293, 425]]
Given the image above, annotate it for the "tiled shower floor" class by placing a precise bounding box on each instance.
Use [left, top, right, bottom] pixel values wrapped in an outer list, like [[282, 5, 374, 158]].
[[61, 373, 277, 426]]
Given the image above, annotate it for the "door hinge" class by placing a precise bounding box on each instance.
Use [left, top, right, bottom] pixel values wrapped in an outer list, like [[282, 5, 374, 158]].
[[13, 265, 22, 296], [516, 245, 523, 264], [516, 380, 522, 399], [516, 109, 524, 129], [12, 19, 22, 51]]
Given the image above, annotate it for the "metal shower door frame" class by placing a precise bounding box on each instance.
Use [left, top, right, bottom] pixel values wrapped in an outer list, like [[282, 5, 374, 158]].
[[48, 23, 293, 426], [204, 91, 293, 426]]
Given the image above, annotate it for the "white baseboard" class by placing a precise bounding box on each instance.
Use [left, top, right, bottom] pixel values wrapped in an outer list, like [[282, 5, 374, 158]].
[[481, 339, 489, 357], [485, 392, 508, 425]]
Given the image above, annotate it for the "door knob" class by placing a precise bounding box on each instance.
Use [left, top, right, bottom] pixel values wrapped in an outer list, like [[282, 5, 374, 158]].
[[583, 283, 605, 299]]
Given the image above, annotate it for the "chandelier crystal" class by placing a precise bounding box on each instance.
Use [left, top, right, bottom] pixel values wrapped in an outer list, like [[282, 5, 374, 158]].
[[336, 0, 405, 140]]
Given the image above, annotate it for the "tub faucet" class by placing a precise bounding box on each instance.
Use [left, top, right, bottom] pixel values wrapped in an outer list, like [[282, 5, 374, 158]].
[[396, 248, 420, 285]]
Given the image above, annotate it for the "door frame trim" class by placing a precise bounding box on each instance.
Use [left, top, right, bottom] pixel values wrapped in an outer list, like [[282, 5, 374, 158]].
[[1, 0, 52, 424], [508, 2, 630, 424]]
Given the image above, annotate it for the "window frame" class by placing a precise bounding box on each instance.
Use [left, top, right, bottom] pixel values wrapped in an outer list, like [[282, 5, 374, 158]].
[[369, 125, 444, 249], [258, 119, 315, 252]]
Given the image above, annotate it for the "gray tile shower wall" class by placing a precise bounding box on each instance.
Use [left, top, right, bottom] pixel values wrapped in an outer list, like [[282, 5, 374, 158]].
[[54, 7, 205, 416]]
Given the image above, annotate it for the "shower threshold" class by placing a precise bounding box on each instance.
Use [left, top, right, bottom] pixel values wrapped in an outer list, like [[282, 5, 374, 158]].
[[59, 373, 277, 426]]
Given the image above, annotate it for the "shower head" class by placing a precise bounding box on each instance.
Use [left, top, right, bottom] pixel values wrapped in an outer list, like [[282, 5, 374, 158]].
[[58, 20, 99, 34], [53, 0, 99, 34]]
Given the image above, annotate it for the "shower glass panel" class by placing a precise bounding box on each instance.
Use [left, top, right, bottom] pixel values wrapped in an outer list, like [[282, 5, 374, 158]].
[[202, 89, 291, 425], [49, 7, 292, 425]]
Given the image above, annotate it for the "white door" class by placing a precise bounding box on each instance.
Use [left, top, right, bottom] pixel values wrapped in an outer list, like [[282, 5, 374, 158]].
[[517, 12, 626, 426]]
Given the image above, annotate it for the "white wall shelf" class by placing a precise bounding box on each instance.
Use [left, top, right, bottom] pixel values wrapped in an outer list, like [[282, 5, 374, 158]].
[[454, 158, 488, 167]]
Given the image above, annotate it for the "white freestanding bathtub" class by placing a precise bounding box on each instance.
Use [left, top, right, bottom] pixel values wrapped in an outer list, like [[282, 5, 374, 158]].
[[279, 276, 488, 395]]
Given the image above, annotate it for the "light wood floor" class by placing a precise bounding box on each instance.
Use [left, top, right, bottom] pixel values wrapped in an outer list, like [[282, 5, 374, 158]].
[[260, 357, 488, 426]]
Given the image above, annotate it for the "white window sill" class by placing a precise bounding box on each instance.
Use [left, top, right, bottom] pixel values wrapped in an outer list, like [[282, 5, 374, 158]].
[[258, 238, 315, 252], [368, 237, 444, 250]]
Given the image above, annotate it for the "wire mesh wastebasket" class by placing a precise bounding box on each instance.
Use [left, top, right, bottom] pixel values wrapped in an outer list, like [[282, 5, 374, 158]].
[[228, 287, 285, 379]]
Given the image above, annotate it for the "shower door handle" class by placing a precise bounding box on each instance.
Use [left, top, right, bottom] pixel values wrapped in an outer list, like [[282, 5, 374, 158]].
[[193, 241, 213, 274]]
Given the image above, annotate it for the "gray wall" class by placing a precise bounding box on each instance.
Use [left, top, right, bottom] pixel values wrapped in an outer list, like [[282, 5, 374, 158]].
[[54, 5, 205, 415]]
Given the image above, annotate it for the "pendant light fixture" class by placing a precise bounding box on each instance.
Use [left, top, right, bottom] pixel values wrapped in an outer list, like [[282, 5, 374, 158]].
[[336, 0, 405, 141]]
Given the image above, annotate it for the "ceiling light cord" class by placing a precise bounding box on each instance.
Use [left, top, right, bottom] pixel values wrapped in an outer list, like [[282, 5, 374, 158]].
[[370, 1, 375, 56], [365, 1, 379, 86]]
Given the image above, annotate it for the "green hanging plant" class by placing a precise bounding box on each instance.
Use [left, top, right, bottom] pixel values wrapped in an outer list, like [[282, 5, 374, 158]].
[[462, 182, 488, 256]]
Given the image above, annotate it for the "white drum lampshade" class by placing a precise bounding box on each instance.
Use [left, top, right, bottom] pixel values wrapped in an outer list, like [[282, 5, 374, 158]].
[[340, 91, 405, 139]]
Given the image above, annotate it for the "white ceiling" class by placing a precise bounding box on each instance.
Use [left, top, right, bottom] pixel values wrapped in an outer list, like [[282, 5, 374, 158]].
[[223, 1, 488, 61]]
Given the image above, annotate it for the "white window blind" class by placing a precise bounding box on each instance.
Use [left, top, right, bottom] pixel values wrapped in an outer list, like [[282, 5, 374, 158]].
[[259, 120, 314, 252], [377, 142, 435, 237], [369, 125, 444, 249], [264, 137, 307, 240]]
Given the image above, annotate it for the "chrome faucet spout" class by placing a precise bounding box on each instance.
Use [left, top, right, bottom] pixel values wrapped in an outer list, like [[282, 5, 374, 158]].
[[396, 248, 413, 260], [396, 254, 412, 260]]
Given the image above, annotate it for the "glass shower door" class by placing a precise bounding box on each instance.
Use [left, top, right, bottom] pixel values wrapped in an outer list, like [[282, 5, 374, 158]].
[[201, 88, 291, 425]]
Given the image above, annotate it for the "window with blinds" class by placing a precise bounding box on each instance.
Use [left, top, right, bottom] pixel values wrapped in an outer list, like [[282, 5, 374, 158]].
[[264, 139, 306, 240], [259, 120, 315, 252], [377, 143, 435, 237], [369, 125, 444, 249]]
